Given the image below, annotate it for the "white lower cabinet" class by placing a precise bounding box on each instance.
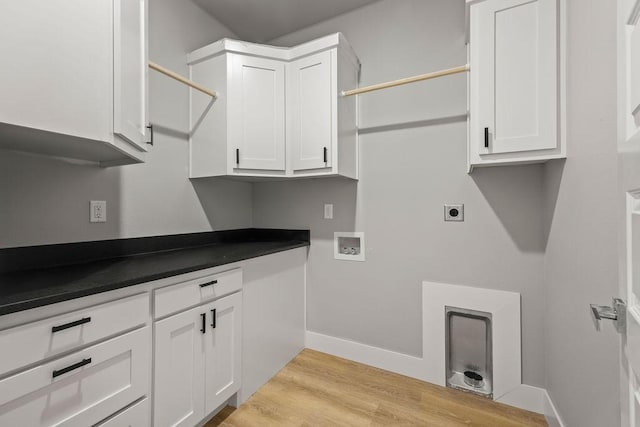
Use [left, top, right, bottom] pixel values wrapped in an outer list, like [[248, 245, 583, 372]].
[[154, 291, 242, 426], [0, 293, 148, 378], [0, 326, 150, 426]]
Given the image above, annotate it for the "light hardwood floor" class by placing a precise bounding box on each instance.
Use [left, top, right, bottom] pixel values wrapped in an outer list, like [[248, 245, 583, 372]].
[[206, 349, 547, 427]]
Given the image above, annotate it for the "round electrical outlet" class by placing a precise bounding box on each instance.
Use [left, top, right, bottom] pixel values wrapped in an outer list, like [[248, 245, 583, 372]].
[[444, 204, 464, 222]]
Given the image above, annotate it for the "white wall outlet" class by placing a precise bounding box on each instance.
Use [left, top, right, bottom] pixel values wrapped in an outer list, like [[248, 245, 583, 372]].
[[324, 204, 334, 219], [444, 204, 464, 222], [90, 200, 107, 223]]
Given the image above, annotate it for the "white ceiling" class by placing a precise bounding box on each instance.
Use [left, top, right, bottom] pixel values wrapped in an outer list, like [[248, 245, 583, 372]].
[[192, 0, 380, 43]]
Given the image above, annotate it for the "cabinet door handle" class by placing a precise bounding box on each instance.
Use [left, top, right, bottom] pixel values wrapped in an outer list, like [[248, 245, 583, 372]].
[[51, 317, 91, 333], [200, 312, 206, 334], [211, 308, 216, 329], [146, 124, 154, 145], [484, 127, 489, 148], [323, 147, 328, 164], [236, 148, 240, 166], [52, 358, 92, 378], [199, 280, 218, 288]]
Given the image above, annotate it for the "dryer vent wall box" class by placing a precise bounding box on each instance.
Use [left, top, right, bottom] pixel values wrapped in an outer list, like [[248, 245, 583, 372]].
[[187, 33, 360, 181]]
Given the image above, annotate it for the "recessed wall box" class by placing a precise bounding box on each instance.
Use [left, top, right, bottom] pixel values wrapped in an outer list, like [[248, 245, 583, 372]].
[[334, 232, 365, 261]]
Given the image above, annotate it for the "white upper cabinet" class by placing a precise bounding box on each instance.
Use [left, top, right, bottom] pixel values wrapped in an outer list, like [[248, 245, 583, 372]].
[[188, 33, 360, 180], [468, 0, 565, 171], [620, 0, 640, 144], [114, 0, 149, 150], [0, 0, 148, 166], [229, 55, 286, 171]]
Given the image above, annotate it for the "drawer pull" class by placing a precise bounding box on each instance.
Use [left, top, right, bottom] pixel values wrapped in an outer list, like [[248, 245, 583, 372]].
[[201, 312, 206, 334], [211, 309, 216, 329], [199, 280, 218, 288], [51, 317, 91, 333], [52, 357, 92, 378]]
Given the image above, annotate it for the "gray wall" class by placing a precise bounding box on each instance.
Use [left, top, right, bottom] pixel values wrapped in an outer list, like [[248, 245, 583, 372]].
[[255, 0, 548, 387], [542, 0, 620, 425], [0, 0, 252, 248]]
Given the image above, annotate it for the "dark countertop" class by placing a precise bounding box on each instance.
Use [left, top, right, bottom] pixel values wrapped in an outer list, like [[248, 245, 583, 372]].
[[0, 229, 309, 316]]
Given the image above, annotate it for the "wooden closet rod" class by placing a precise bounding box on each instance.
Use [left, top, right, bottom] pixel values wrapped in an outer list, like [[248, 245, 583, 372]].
[[341, 64, 469, 97], [148, 61, 217, 98]]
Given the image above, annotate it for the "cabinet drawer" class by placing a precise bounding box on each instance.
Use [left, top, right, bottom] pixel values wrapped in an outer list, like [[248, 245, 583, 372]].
[[154, 268, 242, 319], [0, 293, 148, 377], [0, 326, 150, 427], [95, 398, 149, 427]]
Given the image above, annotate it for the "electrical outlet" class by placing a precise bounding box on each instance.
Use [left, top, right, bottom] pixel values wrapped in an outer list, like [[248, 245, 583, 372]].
[[444, 204, 464, 222], [90, 201, 107, 223], [324, 204, 333, 219]]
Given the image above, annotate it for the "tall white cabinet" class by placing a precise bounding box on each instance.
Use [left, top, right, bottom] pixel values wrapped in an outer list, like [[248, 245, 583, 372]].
[[188, 33, 360, 180], [0, 0, 148, 166], [467, 0, 565, 171]]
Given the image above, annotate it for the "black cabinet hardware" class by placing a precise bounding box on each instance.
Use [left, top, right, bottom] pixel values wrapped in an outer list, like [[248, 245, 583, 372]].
[[484, 127, 489, 148], [201, 313, 206, 334], [52, 358, 92, 378], [146, 124, 154, 145], [323, 147, 328, 164], [199, 280, 218, 288], [52, 317, 91, 333], [236, 148, 240, 165], [211, 309, 216, 329]]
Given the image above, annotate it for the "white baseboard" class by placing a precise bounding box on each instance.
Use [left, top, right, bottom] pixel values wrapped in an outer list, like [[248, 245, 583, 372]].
[[305, 330, 563, 423], [497, 384, 546, 413], [543, 389, 566, 427], [305, 331, 425, 380]]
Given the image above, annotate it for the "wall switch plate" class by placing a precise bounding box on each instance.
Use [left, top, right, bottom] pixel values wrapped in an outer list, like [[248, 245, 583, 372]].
[[324, 204, 334, 219], [444, 204, 464, 222], [90, 200, 107, 223]]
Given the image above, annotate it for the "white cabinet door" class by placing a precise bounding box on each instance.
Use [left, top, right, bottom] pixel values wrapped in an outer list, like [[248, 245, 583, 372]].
[[229, 54, 286, 171], [204, 292, 243, 414], [288, 50, 333, 171], [470, 0, 558, 155], [154, 307, 205, 427], [113, 0, 148, 150]]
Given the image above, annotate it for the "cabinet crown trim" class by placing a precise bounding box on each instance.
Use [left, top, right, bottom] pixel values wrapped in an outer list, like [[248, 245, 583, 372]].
[[188, 32, 360, 69]]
